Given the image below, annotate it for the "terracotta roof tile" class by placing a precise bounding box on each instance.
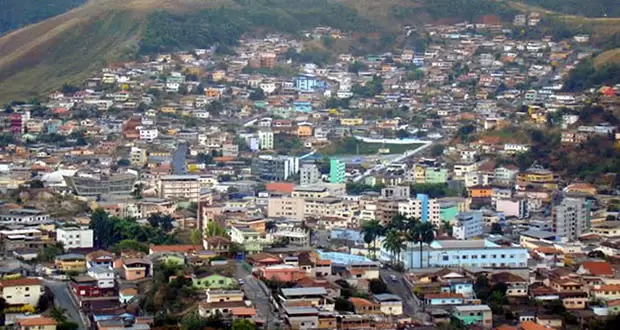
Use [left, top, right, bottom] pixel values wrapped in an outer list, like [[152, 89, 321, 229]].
[[581, 261, 614, 276]]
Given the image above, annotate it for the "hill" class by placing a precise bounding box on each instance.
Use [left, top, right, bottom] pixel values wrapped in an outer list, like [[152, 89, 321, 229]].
[[0, 0, 618, 102], [0, 0, 87, 35]]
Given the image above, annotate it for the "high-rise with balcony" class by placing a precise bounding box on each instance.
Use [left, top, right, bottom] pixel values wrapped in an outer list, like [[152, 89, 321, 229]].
[[553, 196, 591, 242], [329, 159, 346, 183]]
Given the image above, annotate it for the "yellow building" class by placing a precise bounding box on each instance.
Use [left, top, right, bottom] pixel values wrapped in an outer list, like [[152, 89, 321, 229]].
[[297, 125, 313, 137], [340, 118, 364, 126], [413, 165, 426, 183], [516, 166, 557, 190], [160, 106, 176, 114], [55, 254, 86, 273]]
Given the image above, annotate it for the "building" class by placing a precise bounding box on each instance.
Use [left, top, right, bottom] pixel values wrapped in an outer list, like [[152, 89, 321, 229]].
[[63, 173, 137, 196], [159, 175, 201, 201], [381, 239, 528, 269], [452, 305, 492, 329], [373, 294, 403, 315], [0, 208, 50, 223], [56, 227, 94, 249], [0, 229, 46, 256], [16, 316, 57, 330], [516, 165, 557, 191], [267, 196, 305, 220], [554, 196, 591, 242], [381, 186, 410, 199], [258, 130, 274, 150], [252, 155, 299, 181], [300, 163, 321, 185], [453, 211, 483, 240], [172, 141, 188, 175], [0, 278, 42, 306], [329, 158, 346, 183], [397, 194, 440, 225]]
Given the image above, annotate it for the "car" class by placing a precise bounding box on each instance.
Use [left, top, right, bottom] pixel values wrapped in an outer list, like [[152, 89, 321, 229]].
[[390, 275, 398, 282], [238, 278, 245, 285]]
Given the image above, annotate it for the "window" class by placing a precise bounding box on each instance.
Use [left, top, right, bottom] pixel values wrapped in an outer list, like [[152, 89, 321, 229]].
[[443, 256, 449, 261], [481, 255, 486, 259], [25, 287, 29, 291]]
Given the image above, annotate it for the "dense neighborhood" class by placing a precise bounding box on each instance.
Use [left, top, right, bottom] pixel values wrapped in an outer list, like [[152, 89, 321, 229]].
[[0, 9, 618, 330]]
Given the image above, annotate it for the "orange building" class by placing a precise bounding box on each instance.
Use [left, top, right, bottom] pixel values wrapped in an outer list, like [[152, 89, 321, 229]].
[[468, 185, 493, 198], [297, 125, 313, 137]]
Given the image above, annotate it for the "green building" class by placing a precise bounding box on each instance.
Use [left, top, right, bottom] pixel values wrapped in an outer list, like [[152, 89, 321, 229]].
[[329, 158, 346, 183], [424, 168, 448, 184], [192, 273, 237, 289], [440, 203, 459, 222]]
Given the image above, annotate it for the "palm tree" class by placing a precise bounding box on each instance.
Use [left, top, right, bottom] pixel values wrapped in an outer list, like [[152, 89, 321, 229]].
[[441, 222, 453, 237], [50, 306, 68, 323], [382, 229, 406, 266], [388, 214, 408, 231], [361, 219, 384, 260], [408, 220, 436, 269]]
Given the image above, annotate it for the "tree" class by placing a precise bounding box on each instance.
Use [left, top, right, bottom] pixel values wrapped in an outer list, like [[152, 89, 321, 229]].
[[429, 144, 445, 157], [473, 275, 491, 302], [335, 297, 354, 312], [50, 306, 68, 323], [369, 278, 388, 294], [204, 222, 228, 237], [147, 213, 174, 232], [441, 222, 453, 236], [382, 228, 406, 265], [361, 219, 384, 260], [490, 223, 503, 235], [190, 229, 203, 245], [132, 183, 144, 200], [117, 158, 131, 167], [348, 61, 368, 74], [180, 312, 206, 330], [407, 220, 435, 269], [249, 88, 265, 101], [113, 239, 148, 253], [232, 319, 256, 330]]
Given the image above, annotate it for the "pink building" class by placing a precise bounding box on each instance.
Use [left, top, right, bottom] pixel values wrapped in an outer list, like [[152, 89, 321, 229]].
[[496, 199, 527, 219], [259, 264, 306, 282]]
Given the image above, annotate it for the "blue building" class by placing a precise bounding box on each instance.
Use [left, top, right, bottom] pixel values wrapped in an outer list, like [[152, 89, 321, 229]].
[[380, 239, 528, 270], [294, 101, 312, 113], [417, 193, 429, 222], [294, 75, 326, 92]]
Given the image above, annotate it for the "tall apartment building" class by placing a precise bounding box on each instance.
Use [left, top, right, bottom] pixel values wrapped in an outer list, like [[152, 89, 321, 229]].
[[252, 155, 299, 181], [396, 194, 440, 225], [159, 175, 201, 202], [553, 196, 591, 242], [329, 158, 346, 183], [258, 130, 274, 150], [300, 163, 321, 186], [453, 211, 484, 240]]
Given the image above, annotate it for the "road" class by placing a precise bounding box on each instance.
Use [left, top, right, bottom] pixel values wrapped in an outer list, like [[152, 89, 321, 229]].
[[43, 279, 87, 330], [235, 263, 281, 329], [380, 269, 422, 319], [352, 141, 433, 183]]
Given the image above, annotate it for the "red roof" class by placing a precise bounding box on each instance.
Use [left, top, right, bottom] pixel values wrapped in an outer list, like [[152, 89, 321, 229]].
[[265, 182, 295, 194], [425, 293, 463, 299], [581, 261, 614, 276]]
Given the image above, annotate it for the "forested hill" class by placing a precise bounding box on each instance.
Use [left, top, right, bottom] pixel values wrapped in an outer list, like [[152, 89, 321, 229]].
[[518, 0, 620, 17], [0, 0, 86, 35]]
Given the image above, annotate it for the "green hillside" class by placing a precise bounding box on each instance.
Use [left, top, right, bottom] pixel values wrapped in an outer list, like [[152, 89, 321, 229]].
[[518, 0, 620, 18], [0, 0, 619, 102], [0, 0, 87, 35]]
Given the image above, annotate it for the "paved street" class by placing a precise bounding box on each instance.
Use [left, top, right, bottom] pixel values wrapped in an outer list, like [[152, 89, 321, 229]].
[[235, 263, 281, 329], [380, 269, 422, 318], [43, 279, 87, 330]]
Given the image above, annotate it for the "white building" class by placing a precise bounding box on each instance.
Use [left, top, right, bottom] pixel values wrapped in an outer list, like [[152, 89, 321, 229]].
[[139, 127, 158, 141], [380, 239, 528, 270], [56, 227, 94, 249], [0, 278, 42, 306], [300, 163, 322, 186], [258, 130, 274, 150], [0, 209, 50, 223], [398, 197, 441, 226], [453, 211, 483, 240], [554, 196, 590, 242], [87, 266, 115, 289]]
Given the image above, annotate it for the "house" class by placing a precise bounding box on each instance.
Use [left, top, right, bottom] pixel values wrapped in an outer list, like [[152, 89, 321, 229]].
[[349, 297, 381, 315], [86, 250, 115, 269], [203, 236, 231, 255], [578, 261, 614, 277], [490, 272, 528, 297], [591, 285, 620, 301], [424, 293, 464, 306], [280, 287, 334, 311], [192, 273, 236, 289], [373, 293, 403, 315], [55, 253, 86, 273], [87, 266, 115, 289], [452, 305, 492, 329], [259, 264, 306, 282], [116, 258, 151, 281], [119, 286, 138, 304], [16, 316, 57, 330], [0, 278, 42, 306]]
